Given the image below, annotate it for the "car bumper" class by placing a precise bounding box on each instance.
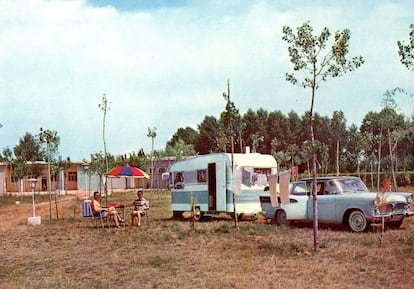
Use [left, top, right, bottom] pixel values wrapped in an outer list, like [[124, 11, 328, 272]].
[[368, 210, 414, 223]]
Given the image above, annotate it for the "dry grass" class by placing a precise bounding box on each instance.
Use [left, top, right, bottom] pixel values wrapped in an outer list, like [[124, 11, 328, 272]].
[[1, 189, 414, 289]]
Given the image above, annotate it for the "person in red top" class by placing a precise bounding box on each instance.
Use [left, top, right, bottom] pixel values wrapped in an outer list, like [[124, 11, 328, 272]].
[[91, 191, 120, 228]]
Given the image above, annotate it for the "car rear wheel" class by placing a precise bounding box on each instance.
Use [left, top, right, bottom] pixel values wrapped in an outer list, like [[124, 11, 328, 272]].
[[274, 209, 289, 226], [348, 210, 368, 232]]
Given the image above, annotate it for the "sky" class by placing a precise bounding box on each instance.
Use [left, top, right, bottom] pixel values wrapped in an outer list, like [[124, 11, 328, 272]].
[[0, 0, 413, 161]]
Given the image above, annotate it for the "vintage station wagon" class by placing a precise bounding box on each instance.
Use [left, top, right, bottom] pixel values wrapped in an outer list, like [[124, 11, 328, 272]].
[[260, 176, 414, 232]]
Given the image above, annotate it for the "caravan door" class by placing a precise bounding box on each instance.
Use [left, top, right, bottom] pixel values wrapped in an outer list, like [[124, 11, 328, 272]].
[[208, 162, 226, 212]]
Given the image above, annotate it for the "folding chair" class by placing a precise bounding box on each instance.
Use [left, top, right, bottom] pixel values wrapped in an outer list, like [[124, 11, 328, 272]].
[[141, 209, 149, 225], [82, 200, 110, 228], [132, 208, 149, 226], [80, 200, 93, 228]]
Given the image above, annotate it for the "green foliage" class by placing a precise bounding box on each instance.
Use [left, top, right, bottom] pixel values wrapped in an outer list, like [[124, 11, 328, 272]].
[[50, 156, 71, 177], [0, 147, 13, 163], [87, 152, 115, 176], [14, 133, 42, 162], [38, 128, 60, 161], [167, 127, 198, 148], [12, 132, 43, 179], [165, 139, 196, 161], [396, 173, 412, 186], [218, 80, 243, 153], [282, 22, 364, 89], [114, 150, 147, 169], [195, 115, 220, 154], [397, 24, 414, 71]]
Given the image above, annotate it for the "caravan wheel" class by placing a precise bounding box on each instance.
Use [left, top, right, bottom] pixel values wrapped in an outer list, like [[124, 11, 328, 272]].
[[172, 211, 184, 219], [229, 213, 243, 221]]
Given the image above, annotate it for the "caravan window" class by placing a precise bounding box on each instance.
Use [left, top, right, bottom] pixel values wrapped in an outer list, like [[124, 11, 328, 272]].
[[183, 171, 197, 183], [242, 167, 271, 186], [174, 172, 184, 189], [197, 170, 207, 183]]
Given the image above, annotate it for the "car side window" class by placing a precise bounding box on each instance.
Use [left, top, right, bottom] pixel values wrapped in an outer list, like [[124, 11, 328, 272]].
[[328, 181, 339, 194], [316, 182, 326, 195], [291, 183, 306, 195]]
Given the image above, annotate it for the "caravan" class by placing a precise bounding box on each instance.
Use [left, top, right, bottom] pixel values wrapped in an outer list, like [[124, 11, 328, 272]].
[[169, 152, 277, 219]]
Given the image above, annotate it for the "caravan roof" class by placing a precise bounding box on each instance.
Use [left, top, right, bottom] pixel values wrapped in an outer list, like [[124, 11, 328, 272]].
[[170, 153, 277, 171]]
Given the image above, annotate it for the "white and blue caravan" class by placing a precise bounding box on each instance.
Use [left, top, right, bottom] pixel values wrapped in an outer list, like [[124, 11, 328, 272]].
[[169, 152, 277, 219]]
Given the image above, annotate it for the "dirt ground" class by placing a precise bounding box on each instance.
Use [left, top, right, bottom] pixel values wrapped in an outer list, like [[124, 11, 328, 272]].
[[1, 189, 414, 289]]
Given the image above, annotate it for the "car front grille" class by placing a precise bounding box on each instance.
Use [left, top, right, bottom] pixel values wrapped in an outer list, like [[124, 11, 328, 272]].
[[376, 202, 407, 215]]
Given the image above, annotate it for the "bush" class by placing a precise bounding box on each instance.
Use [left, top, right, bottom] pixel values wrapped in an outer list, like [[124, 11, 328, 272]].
[[396, 173, 412, 186]]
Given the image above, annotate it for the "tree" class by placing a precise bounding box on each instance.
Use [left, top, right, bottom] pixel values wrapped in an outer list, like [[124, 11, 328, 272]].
[[397, 24, 414, 71], [50, 155, 71, 219], [195, 116, 220, 154], [330, 111, 347, 175], [38, 128, 59, 222], [361, 89, 413, 190], [282, 21, 364, 252], [147, 127, 157, 189], [242, 108, 269, 153], [0, 147, 13, 163], [165, 139, 196, 160], [167, 127, 198, 148], [220, 79, 242, 228], [115, 150, 147, 170], [219, 79, 243, 154], [267, 110, 288, 152], [12, 133, 43, 193], [87, 152, 113, 194], [286, 110, 305, 147], [98, 94, 110, 200]]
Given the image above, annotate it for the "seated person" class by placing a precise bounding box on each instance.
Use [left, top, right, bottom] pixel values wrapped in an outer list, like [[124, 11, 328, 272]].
[[91, 191, 120, 228], [129, 189, 149, 227], [316, 183, 326, 195], [174, 173, 184, 189]]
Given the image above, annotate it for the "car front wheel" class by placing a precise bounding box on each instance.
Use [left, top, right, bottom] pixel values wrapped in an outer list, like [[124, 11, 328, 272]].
[[348, 210, 368, 232], [274, 209, 289, 226]]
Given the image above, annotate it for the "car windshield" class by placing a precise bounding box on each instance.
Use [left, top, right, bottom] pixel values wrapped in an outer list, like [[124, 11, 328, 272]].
[[331, 178, 369, 193]]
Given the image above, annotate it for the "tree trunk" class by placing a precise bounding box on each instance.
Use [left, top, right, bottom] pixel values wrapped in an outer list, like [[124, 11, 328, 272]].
[[388, 129, 397, 191], [102, 96, 109, 206], [336, 140, 339, 176], [310, 122, 318, 252], [377, 129, 382, 192], [47, 142, 52, 223], [310, 68, 318, 253], [370, 160, 374, 190]]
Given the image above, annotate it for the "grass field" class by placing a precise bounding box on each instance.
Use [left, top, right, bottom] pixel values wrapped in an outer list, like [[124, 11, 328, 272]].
[[1, 189, 414, 289]]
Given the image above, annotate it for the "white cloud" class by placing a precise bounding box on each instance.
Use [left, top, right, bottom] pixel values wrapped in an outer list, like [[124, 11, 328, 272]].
[[0, 0, 413, 160]]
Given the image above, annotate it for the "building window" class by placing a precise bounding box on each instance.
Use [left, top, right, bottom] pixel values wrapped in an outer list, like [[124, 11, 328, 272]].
[[159, 167, 166, 174], [68, 172, 77, 182], [11, 176, 18, 183]]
